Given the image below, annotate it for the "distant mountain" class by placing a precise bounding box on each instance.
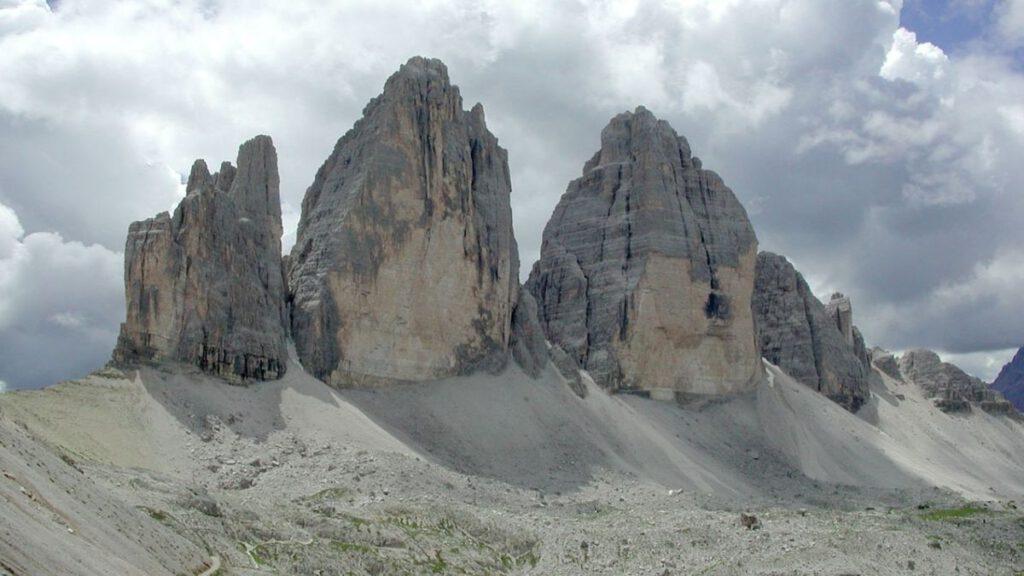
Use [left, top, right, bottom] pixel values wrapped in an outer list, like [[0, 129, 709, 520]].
[[992, 347, 1024, 411]]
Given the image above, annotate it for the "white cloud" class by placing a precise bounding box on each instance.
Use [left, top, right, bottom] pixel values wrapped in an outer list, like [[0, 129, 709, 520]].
[[0, 200, 122, 388], [942, 348, 1017, 382], [0, 0, 1021, 387], [880, 28, 949, 85], [998, 0, 1024, 45]]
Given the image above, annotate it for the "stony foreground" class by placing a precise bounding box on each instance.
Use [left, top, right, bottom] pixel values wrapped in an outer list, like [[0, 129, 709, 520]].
[[2, 357, 1024, 575]]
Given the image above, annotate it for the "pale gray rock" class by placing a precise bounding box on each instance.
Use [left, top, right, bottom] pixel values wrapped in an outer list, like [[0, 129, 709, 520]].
[[510, 288, 549, 379], [752, 252, 869, 412], [288, 57, 520, 387], [898, 349, 1016, 414], [870, 347, 902, 380], [527, 106, 762, 396], [826, 292, 871, 371], [550, 345, 586, 399], [112, 136, 288, 382]]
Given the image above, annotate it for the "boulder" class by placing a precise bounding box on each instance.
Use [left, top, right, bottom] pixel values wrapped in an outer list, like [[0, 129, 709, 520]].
[[288, 57, 527, 386], [752, 252, 869, 411], [112, 136, 288, 383], [527, 107, 762, 397]]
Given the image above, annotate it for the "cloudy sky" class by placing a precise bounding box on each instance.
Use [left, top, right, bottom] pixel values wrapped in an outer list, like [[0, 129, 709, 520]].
[[0, 0, 1021, 389]]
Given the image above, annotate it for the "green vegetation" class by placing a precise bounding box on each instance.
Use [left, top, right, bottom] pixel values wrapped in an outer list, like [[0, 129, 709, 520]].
[[140, 507, 168, 522], [920, 505, 989, 521]]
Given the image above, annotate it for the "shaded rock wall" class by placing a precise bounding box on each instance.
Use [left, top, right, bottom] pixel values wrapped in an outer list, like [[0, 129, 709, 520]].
[[991, 347, 1024, 412], [752, 252, 869, 411], [113, 136, 288, 382]]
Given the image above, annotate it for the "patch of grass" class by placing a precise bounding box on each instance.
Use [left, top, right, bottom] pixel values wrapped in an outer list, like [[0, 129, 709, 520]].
[[921, 505, 988, 521], [332, 540, 376, 555], [140, 506, 168, 522]]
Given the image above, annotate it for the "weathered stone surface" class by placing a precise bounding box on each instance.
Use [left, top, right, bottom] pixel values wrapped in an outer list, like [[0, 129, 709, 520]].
[[550, 345, 586, 399], [898, 349, 1016, 414], [113, 136, 288, 382], [752, 252, 869, 411], [870, 347, 901, 380], [288, 57, 521, 386], [825, 292, 871, 372], [510, 288, 549, 379], [527, 107, 762, 396], [991, 347, 1024, 412]]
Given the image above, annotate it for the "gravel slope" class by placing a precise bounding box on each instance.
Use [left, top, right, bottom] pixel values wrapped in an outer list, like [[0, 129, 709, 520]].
[[0, 356, 1022, 574]]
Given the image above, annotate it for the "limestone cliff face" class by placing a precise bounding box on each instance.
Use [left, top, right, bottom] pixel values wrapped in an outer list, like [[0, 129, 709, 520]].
[[113, 136, 288, 382], [752, 252, 869, 411], [288, 57, 524, 386], [526, 107, 762, 396]]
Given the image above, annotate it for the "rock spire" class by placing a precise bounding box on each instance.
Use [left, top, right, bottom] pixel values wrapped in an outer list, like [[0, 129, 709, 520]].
[[527, 107, 762, 397], [113, 136, 288, 382], [288, 57, 533, 386]]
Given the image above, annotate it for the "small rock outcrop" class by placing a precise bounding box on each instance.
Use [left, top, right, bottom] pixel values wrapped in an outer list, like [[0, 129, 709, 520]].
[[991, 347, 1024, 412], [288, 57, 532, 386], [825, 292, 871, 371], [509, 289, 549, 379], [113, 136, 288, 382], [899, 349, 1015, 414], [752, 252, 869, 411], [527, 107, 762, 397], [870, 347, 902, 380]]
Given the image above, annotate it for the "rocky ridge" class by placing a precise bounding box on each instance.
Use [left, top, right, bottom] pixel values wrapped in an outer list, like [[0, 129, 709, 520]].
[[112, 136, 288, 383], [527, 106, 762, 397], [286, 57, 533, 387], [752, 252, 870, 411], [897, 349, 1016, 415], [991, 347, 1024, 411]]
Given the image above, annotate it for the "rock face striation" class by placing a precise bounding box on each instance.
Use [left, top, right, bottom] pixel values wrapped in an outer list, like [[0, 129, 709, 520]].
[[752, 253, 870, 411], [899, 349, 1015, 414], [992, 347, 1024, 411], [113, 136, 288, 382], [825, 292, 871, 370], [527, 107, 762, 397], [288, 57, 531, 387]]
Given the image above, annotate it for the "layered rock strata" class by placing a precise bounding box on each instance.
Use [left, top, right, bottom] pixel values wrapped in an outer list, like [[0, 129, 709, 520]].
[[752, 252, 869, 411], [527, 107, 762, 397], [113, 136, 288, 382], [288, 57, 533, 386], [899, 349, 1015, 415], [825, 292, 871, 370]]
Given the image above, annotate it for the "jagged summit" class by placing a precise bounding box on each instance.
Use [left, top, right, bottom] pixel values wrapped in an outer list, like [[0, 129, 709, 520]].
[[112, 135, 288, 383], [288, 56, 534, 387], [527, 106, 762, 397], [898, 349, 1016, 414], [992, 347, 1024, 411]]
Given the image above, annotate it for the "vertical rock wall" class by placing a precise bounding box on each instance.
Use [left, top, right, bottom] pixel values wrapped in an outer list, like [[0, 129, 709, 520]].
[[752, 252, 869, 411], [288, 57, 527, 387], [527, 107, 762, 396], [113, 136, 288, 382]]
